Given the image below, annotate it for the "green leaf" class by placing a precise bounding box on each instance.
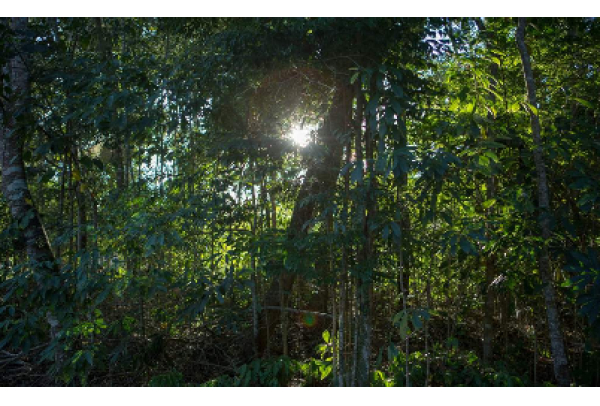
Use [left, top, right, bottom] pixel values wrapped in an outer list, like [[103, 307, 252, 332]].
[[388, 344, 399, 362], [378, 120, 387, 138], [484, 151, 499, 162], [482, 198, 497, 209], [477, 155, 490, 166], [572, 97, 593, 109], [399, 315, 409, 340], [459, 237, 475, 255], [523, 102, 538, 115], [351, 161, 363, 183], [391, 84, 404, 99], [578, 194, 596, 207], [38, 169, 55, 184], [392, 310, 405, 325], [390, 222, 401, 239], [391, 99, 403, 115], [322, 330, 330, 343], [367, 97, 378, 117], [34, 142, 52, 156], [84, 351, 93, 366], [479, 140, 506, 149], [411, 312, 423, 330], [382, 225, 390, 240], [320, 364, 332, 380]]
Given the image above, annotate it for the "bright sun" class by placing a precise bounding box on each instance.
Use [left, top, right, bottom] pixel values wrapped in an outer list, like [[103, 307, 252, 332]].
[[289, 126, 312, 147]]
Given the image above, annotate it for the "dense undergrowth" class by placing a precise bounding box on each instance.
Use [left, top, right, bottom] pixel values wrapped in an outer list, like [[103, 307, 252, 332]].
[[2, 17, 600, 387]]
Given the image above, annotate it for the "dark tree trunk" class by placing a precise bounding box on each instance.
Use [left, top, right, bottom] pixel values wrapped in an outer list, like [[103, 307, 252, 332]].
[[516, 17, 571, 387], [257, 84, 352, 356]]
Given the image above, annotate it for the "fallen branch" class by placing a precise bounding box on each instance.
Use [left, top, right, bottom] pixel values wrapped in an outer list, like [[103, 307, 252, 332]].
[[263, 306, 333, 319]]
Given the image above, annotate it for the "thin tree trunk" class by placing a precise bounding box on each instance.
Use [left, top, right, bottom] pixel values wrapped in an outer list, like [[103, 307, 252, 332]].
[[476, 17, 500, 366], [331, 271, 337, 385], [57, 149, 67, 259], [338, 128, 352, 387], [516, 17, 571, 387], [280, 272, 288, 357], [351, 280, 359, 386], [251, 162, 259, 356], [71, 145, 87, 253], [355, 77, 372, 387], [270, 189, 277, 230], [396, 186, 410, 386], [502, 290, 509, 355]]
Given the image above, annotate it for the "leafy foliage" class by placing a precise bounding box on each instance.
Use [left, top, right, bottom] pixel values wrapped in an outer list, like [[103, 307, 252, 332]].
[[1, 17, 600, 387]]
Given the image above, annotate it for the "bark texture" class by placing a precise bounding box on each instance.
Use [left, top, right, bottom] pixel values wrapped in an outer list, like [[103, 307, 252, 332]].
[[0, 17, 62, 363], [1, 18, 56, 267], [516, 17, 571, 387]]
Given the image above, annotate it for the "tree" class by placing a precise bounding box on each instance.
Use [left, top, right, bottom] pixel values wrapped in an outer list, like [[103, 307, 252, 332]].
[[1, 17, 600, 388], [516, 17, 571, 387], [0, 17, 62, 363]]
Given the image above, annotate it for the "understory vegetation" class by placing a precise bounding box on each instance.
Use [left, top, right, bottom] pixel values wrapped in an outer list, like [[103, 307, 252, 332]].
[[1, 17, 600, 387]]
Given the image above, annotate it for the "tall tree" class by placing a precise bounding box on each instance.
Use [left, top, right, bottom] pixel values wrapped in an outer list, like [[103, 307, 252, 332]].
[[474, 17, 500, 366], [0, 17, 62, 362], [516, 17, 571, 387], [257, 83, 352, 355]]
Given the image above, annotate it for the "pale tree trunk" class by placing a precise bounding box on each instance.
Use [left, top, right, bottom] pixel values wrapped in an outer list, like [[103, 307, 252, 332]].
[[251, 162, 259, 356], [0, 17, 62, 364], [355, 77, 374, 387], [516, 17, 571, 387]]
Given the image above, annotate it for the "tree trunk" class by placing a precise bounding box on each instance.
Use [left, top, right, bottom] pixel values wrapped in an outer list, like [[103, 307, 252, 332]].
[[0, 17, 62, 364], [355, 76, 375, 387], [251, 166, 259, 355], [257, 84, 352, 356], [338, 120, 353, 386], [516, 17, 571, 387], [476, 18, 500, 366], [71, 145, 88, 253]]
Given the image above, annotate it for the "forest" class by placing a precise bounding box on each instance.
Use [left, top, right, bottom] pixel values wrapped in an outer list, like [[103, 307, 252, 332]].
[[0, 17, 599, 387]]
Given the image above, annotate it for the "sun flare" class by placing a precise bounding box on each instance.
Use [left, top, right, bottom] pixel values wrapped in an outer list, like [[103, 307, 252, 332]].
[[289, 126, 312, 147]]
